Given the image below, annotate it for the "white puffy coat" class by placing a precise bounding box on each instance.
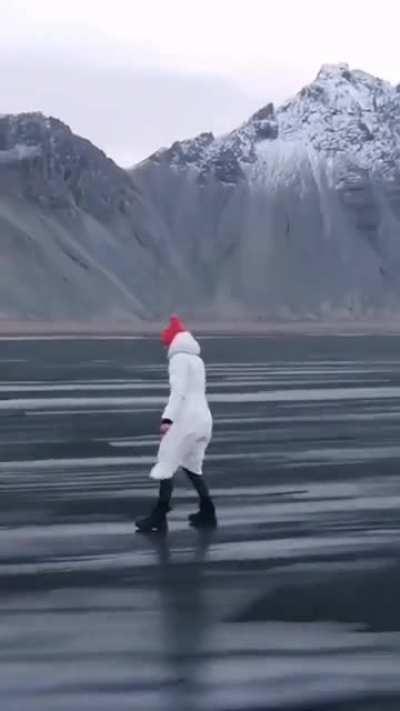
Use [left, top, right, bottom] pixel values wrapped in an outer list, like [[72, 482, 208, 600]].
[[150, 331, 213, 480]]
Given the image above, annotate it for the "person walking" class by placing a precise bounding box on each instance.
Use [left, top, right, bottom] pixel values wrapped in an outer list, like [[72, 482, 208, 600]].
[[135, 316, 217, 533]]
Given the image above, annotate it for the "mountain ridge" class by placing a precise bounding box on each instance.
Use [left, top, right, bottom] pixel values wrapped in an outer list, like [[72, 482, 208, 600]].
[[2, 64, 400, 321]]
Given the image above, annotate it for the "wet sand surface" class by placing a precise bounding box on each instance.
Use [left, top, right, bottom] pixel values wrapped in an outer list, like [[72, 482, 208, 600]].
[[1, 335, 400, 711]]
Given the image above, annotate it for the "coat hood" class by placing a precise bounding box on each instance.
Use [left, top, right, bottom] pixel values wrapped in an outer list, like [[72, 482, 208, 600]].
[[168, 331, 201, 358]]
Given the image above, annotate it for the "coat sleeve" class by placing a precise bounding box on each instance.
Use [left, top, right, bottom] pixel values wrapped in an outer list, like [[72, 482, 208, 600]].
[[162, 354, 189, 422]]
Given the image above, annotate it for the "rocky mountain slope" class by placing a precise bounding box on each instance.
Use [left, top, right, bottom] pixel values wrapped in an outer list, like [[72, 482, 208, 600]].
[[2, 64, 400, 322], [0, 113, 164, 320]]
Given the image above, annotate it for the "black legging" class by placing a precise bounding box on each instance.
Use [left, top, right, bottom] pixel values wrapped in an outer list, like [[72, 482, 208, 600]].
[[158, 469, 211, 506], [183, 468, 211, 500], [158, 479, 174, 505]]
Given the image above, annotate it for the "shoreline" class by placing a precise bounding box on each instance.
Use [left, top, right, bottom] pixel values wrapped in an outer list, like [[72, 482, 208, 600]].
[[2, 319, 400, 337]]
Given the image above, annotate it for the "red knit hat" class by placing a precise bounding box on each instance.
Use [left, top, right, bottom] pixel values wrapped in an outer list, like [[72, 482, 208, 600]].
[[161, 316, 186, 347]]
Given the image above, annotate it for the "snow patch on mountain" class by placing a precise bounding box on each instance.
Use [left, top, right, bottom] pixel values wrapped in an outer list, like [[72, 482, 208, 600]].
[[0, 144, 41, 163]]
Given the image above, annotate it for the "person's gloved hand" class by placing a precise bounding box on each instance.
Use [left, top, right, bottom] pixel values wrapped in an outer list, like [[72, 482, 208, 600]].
[[160, 419, 172, 438]]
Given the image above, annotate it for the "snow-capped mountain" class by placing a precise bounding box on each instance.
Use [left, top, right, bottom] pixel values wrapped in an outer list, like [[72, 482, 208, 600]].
[[132, 63, 400, 319], [2, 64, 400, 322]]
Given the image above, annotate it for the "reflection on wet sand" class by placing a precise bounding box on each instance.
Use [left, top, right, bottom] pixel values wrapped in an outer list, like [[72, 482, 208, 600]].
[[144, 530, 215, 711]]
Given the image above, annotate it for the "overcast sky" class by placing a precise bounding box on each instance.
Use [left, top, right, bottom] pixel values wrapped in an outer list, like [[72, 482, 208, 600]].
[[1, 0, 399, 166]]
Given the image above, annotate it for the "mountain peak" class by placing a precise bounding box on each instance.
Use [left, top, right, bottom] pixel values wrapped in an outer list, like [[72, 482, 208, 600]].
[[0, 111, 138, 222], [294, 63, 394, 107], [317, 62, 351, 79], [315, 63, 395, 92]]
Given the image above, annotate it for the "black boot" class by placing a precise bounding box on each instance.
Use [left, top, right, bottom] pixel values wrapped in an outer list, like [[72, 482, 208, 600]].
[[188, 498, 217, 528], [135, 501, 170, 533]]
